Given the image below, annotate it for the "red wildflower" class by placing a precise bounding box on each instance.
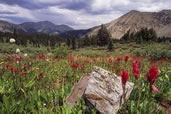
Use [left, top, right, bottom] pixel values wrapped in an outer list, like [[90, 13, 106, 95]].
[[124, 56, 129, 62], [72, 63, 79, 69], [80, 64, 85, 69], [5, 64, 9, 69], [116, 57, 122, 62], [24, 64, 28, 70], [39, 72, 44, 77], [150, 59, 157, 64], [132, 61, 140, 80], [11, 67, 18, 73], [16, 56, 22, 61], [146, 66, 158, 84], [20, 72, 27, 76], [7, 56, 11, 61], [146, 66, 160, 93], [121, 70, 129, 85], [39, 53, 45, 59], [108, 58, 113, 63]]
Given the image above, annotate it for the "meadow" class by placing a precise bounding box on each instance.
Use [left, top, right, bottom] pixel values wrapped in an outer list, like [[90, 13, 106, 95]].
[[0, 42, 171, 114]]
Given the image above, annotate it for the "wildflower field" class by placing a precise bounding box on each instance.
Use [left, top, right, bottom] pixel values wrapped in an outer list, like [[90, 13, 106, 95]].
[[0, 43, 171, 114]]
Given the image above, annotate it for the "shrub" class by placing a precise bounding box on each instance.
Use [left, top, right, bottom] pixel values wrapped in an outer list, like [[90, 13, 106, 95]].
[[52, 46, 71, 57], [134, 44, 171, 59]]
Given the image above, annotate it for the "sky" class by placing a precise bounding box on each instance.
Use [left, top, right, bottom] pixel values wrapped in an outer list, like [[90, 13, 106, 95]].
[[0, 0, 170, 29]]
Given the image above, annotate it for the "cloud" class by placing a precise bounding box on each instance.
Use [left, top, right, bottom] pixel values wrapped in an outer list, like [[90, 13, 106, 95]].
[[0, 0, 170, 29], [0, 3, 37, 21], [46, 6, 123, 28]]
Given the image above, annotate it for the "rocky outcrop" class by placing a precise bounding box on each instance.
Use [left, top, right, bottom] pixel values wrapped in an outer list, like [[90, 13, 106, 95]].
[[66, 66, 134, 114]]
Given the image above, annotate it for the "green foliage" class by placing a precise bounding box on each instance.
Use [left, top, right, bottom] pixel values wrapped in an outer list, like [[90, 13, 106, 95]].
[[134, 44, 171, 59], [121, 28, 158, 43], [97, 24, 110, 46], [71, 37, 76, 50], [52, 46, 71, 57], [0, 31, 62, 47], [66, 38, 71, 47], [121, 30, 131, 41], [0, 41, 170, 114], [83, 35, 91, 46], [108, 39, 113, 51], [0, 43, 47, 55]]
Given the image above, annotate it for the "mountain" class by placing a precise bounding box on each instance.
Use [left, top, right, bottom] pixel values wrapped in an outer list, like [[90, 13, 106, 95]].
[[0, 20, 26, 33], [20, 21, 73, 34], [87, 10, 171, 39], [0, 20, 73, 34]]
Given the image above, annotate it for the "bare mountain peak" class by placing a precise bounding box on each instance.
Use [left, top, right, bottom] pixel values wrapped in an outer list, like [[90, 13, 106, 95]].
[[128, 10, 140, 14], [88, 9, 171, 39]]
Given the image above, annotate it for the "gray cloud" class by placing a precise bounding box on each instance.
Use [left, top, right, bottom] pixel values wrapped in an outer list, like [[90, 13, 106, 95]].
[[0, 0, 170, 29]]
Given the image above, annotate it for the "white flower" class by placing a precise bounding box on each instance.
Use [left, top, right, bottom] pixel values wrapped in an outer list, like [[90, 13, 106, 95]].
[[24, 53, 28, 57], [16, 48, 20, 53], [47, 53, 52, 56], [10, 38, 16, 43], [46, 59, 49, 62]]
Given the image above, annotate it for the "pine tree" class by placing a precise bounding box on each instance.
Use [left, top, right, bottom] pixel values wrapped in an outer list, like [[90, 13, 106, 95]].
[[71, 37, 76, 50], [78, 40, 82, 48], [66, 38, 71, 47], [97, 24, 110, 46], [83, 35, 90, 46], [121, 30, 130, 41], [149, 28, 157, 41], [108, 39, 113, 51]]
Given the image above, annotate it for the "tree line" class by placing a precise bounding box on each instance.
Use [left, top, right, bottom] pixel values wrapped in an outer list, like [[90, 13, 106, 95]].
[[0, 26, 170, 50], [66, 25, 171, 51], [0, 29, 63, 47]]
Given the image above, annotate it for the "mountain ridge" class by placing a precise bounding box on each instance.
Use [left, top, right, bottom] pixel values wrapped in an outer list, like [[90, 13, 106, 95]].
[[0, 20, 73, 34], [87, 9, 171, 39], [0, 9, 171, 39]]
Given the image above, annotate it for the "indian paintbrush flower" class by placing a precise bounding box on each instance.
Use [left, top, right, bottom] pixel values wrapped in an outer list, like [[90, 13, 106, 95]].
[[132, 60, 140, 80], [121, 70, 129, 106], [146, 66, 160, 93], [121, 70, 129, 85], [124, 56, 129, 62], [72, 63, 79, 69]]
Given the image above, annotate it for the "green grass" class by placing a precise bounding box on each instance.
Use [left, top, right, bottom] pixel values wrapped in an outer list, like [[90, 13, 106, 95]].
[[0, 43, 48, 57]]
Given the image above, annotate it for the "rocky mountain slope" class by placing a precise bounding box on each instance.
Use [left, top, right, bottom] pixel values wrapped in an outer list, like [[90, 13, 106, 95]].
[[20, 21, 73, 34], [0, 20, 73, 34], [0, 20, 26, 33], [88, 10, 171, 39]]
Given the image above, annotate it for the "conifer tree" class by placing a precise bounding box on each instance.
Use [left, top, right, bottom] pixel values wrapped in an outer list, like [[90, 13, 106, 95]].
[[97, 24, 110, 46], [83, 35, 90, 46], [71, 37, 76, 50], [108, 39, 113, 51], [66, 38, 71, 47]]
